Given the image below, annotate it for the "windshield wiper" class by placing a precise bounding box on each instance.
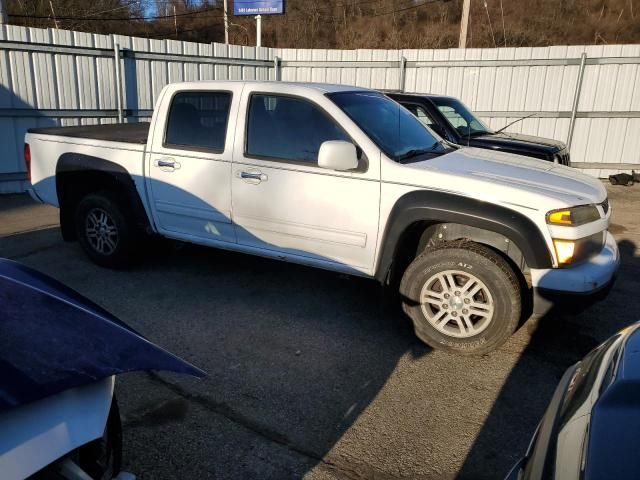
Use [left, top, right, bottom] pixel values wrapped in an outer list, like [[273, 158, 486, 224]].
[[494, 113, 537, 134], [397, 143, 441, 163]]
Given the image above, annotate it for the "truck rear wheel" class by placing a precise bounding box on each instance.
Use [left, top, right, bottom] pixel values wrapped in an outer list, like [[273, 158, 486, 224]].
[[75, 192, 137, 269], [399, 241, 521, 355]]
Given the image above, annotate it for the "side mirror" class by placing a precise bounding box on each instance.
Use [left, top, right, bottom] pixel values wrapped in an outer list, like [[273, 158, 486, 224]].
[[318, 140, 358, 171]]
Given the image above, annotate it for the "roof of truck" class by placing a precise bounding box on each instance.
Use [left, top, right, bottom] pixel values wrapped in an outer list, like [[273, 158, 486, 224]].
[[172, 80, 373, 94], [26, 82, 376, 145]]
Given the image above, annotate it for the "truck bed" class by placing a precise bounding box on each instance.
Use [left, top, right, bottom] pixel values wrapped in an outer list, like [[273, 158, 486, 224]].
[[28, 122, 150, 144]]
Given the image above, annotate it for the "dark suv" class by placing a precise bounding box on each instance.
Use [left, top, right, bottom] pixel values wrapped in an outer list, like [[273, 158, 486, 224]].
[[388, 93, 570, 166]]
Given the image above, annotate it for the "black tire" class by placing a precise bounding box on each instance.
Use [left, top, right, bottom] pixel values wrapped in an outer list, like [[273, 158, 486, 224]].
[[77, 397, 123, 479], [75, 192, 137, 269], [399, 241, 521, 355]]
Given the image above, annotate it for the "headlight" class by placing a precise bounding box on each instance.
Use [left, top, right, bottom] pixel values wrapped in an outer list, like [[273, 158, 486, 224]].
[[553, 239, 576, 265], [546, 205, 601, 226], [552, 232, 605, 266]]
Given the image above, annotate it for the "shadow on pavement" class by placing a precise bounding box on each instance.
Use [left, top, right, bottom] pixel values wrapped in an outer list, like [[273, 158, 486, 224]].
[[123, 241, 432, 477], [457, 238, 640, 479], [2, 223, 432, 478], [3, 196, 638, 479]]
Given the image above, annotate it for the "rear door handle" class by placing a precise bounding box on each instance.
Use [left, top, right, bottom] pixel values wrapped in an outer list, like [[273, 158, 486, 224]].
[[240, 171, 262, 180], [155, 157, 181, 170]]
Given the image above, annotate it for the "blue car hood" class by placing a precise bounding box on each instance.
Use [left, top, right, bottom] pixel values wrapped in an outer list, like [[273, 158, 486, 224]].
[[0, 258, 205, 413]]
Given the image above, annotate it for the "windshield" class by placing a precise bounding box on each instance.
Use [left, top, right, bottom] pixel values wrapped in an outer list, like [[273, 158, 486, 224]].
[[429, 97, 492, 136], [328, 91, 443, 162]]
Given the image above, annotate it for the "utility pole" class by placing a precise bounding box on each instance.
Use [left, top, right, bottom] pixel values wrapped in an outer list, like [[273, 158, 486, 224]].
[[255, 14, 261, 47], [173, 5, 178, 38], [223, 0, 229, 44], [459, 0, 471, 49], [49, 0, 60, 29], [0, 0, 8, 24]]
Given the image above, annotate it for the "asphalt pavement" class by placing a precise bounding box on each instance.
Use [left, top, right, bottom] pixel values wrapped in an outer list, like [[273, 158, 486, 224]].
[[1, 183, 639, 479]]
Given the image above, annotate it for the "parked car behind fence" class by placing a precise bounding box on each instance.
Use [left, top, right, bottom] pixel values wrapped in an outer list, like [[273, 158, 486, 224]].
[[388, 92, 571, 166]]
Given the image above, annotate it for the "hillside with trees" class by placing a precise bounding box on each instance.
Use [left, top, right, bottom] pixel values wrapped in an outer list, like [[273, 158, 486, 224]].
[[6, 0, 640, 49]]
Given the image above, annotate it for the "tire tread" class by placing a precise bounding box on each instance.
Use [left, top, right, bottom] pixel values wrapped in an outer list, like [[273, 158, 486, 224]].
[[399, 240, 521, 355]]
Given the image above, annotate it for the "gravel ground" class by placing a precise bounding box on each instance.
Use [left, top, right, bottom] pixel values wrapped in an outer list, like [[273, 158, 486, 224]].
[[1, 183, 639, 480]]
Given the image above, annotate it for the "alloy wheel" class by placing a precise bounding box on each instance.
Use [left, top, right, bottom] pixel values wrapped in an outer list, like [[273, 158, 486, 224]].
[[85, 208, 119, 255], [419, 269, 494, 338]]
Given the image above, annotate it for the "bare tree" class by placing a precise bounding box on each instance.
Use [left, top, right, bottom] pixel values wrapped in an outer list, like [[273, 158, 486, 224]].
[[4, 0, 640, 49]]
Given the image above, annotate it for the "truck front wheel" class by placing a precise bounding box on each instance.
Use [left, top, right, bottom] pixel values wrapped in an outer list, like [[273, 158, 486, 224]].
[[75, 192, 137, 268], [400, 241, 521, 355]]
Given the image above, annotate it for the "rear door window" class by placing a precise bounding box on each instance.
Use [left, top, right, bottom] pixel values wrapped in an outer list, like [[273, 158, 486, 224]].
[[165, 92, 231, 152], [246, 94, 350, 164]]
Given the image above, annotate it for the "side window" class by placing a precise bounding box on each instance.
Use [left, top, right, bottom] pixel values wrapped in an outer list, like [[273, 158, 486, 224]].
[[165, 92, 231, 152], [246, 94, 350, 164], [405, 104, 436, 128], [437, 105, 468, 129]]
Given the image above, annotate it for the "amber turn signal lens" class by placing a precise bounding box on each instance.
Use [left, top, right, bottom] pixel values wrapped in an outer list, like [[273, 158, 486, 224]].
[[546, 205, 601, 226], [547, 209, 572, 225]]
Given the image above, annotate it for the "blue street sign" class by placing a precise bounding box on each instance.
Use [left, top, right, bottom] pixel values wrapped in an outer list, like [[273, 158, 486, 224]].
[[233, 0, 284, 16]]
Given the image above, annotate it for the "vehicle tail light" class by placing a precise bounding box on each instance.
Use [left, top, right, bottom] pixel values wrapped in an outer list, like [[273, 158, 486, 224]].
[[24, 143, 31, 182]]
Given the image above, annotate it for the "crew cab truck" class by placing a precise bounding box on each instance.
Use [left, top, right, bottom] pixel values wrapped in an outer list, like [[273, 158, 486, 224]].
[[25, 81, 619, 355]]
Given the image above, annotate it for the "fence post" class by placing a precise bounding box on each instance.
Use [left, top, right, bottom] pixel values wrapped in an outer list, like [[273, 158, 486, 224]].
[[398, 55, 407, 92], [274, 55, 281, 81], [113, 42, 124, 123], [210, 42, 221, 80], [567, 52, 587, 151]]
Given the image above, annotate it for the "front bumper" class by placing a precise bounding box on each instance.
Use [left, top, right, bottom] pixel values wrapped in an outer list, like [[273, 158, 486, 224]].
[[531, 231, 619, 316]]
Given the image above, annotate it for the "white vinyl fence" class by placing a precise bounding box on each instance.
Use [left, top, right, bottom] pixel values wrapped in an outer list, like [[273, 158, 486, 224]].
[[1, 23, 639, 193]]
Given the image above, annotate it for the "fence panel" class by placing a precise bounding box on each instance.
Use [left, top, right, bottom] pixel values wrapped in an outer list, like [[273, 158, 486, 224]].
[[1, 24, 639, 192]]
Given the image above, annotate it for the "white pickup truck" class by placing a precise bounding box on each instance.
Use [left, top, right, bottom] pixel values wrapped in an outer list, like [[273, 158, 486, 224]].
[[25, 81, 619, 354]]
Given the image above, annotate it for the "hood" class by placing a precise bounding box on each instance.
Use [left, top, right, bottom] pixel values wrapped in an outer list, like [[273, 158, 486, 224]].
[[469, 131, 566, 154], [0, 259, 206, 413], [406, 147, 606, 208]]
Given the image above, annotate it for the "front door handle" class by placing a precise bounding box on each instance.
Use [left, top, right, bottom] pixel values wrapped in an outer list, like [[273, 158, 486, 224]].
[[238, 171, 268, 183]]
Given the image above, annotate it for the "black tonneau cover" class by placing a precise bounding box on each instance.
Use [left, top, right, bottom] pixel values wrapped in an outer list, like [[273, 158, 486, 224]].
[[28, 122, 150, 144]]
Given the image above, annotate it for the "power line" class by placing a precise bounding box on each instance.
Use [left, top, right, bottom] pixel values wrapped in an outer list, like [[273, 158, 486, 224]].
[[9, 0, 440, 23], [368, 0, 439, 17], [274, 0, 440, 22], [8, 5, 223, 21], [133, 0, 438, 40]]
